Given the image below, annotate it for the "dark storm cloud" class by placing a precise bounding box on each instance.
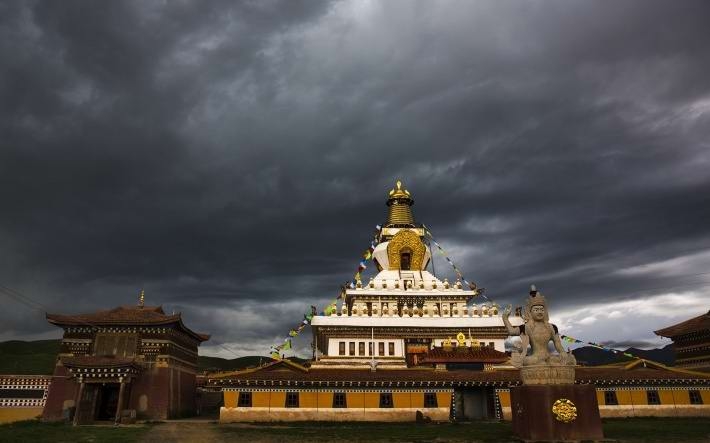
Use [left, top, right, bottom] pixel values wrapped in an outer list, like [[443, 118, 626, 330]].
[[1, 1, 709, 354]]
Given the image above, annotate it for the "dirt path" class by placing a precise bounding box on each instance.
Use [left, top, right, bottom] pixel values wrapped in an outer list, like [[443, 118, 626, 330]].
[[138, 421, 224, 443]]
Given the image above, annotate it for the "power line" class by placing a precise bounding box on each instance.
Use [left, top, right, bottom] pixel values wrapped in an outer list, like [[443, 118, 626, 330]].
[[0, 285, 247, 359]]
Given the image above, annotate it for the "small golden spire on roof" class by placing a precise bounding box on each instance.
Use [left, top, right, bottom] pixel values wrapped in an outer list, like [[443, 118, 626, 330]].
[[385, 180, 415, 227], [139, 289, 145, 308], [388, 180, 411, 198]]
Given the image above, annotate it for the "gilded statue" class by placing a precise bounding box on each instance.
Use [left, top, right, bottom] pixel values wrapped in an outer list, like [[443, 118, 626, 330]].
[[502, 286, 576, 370]]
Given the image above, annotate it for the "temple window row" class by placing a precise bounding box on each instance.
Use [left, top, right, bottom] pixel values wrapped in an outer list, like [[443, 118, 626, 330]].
[[598, 389, 705, 406], [233, 391, 440, 409], [340, 302, 500, 318], [338, 341, 396, 356]]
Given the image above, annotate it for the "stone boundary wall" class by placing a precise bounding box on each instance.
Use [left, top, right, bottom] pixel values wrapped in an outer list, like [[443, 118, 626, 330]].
[[220, 406, 450, 422]]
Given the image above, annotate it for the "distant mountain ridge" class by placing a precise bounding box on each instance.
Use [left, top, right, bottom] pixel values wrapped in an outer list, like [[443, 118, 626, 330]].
[[0, 339, 296, 374], [572, 344, 674, 366]]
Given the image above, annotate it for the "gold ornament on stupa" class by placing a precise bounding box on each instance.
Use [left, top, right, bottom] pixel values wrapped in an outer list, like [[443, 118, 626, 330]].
[[385, 180, 415, 227]]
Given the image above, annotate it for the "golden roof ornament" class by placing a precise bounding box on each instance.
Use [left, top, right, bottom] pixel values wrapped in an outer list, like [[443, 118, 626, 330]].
[[385, 180, 416, 227], [456, 332, 466, 347], [139, 289, 145, 308], [388, 180, 411, 199]]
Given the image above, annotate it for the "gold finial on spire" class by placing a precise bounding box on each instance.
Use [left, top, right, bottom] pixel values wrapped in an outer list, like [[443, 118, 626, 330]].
[[389, 180, 411, 198], [139, 289, 145, 308]]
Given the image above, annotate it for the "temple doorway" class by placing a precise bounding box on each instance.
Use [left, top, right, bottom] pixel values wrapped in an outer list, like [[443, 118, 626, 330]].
[[453, 388, 496, 420], [400, 251, 411, 270], [95, 383, 120, 421]]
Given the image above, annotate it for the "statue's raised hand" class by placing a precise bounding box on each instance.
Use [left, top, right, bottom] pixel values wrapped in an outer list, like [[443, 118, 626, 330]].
[[503, 304, 512, 317]]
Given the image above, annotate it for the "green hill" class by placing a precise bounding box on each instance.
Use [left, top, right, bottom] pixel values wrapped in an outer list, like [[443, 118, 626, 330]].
[[198, 355, 307, 372], [0, 339, 61, 374], [0, 340, 305, 375]]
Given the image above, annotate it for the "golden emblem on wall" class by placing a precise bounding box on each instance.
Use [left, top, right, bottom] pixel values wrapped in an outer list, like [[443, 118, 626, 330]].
[[551, 398, 577, 423], [456, 332, 466, 347]]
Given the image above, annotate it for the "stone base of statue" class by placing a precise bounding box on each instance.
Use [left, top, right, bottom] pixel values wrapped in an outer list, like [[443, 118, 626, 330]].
[[511, 382, 603, 442], [520, 364, 576, 385]]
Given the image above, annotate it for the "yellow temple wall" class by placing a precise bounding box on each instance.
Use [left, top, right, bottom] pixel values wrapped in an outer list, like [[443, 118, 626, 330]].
[[597, 388, 710, 418], [616, 390, 633, 405], [317, 392, 333, 408], [363, 393, 379, 408], [0, 408, 44, 424], [392, 393, 411, 408], [253, 392, 270, 408], [269, 391, 286, 408], [221, 387, 710, 422], [220, 390, 451, 423], [497, 390, 512, 420], [346, 392, 364, 408], [596, 390, 605, 405], [223, 391, 237, 408]]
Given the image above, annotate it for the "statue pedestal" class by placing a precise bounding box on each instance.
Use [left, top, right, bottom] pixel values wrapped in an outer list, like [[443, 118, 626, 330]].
[[511, 384, 603, 442]]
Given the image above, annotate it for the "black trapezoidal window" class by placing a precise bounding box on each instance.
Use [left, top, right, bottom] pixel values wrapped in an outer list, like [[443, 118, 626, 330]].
[[379, 393, 393, 408], [646, 390, 660, 405], [389, 342, 395, 356], [349, 342, 355, 356], [604, 391, 618, 406], [689, 390, 703, 405], [333, 392, 347, 408], [379, 342, 385, 356], [339, 342, 346, 356], [285, 392, 299, 408], [424, 392, 438, 408], [359, 342, 366, 356], [237, 392, 252, 407], [0, 389, 44, 399]]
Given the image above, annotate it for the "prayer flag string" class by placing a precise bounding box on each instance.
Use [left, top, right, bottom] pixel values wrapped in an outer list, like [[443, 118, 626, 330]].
[[560, 334, 637, 359], [422, 224, 495, 305], [270, 225, 381, 359]]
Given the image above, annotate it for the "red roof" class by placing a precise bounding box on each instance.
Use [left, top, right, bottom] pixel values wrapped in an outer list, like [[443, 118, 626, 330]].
[[46, 305, 210, 342], [654, 310, 710, 338], [418, 346, 509, 364], [209, 360, 710, 388], [61, 356, 142, 370]]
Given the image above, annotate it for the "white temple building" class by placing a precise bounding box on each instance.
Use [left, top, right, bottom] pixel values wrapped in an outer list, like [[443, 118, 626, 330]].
[[311, 181, 521, 369]]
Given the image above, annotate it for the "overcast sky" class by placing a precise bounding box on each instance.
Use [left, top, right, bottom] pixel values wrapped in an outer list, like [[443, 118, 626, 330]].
[[1, 1, 709, 358]]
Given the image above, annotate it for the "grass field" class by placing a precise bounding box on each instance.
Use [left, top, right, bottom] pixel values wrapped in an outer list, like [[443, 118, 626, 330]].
[[0, 420, 150, 443], [1, 417, 709, 442]]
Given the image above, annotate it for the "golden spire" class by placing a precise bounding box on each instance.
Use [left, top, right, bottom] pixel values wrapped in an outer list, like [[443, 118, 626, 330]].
[[139, 289, 145, 308], [386, 180, 415, 227], [389, 180, 411, 199]]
